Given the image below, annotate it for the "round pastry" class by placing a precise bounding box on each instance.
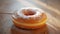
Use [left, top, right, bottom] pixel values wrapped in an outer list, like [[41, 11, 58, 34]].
[[12, 7, 47, 29]]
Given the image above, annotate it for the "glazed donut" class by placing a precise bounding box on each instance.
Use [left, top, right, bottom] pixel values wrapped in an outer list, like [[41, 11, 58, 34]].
[[17, 7, 43, 19], [12, 7, 47, 29]]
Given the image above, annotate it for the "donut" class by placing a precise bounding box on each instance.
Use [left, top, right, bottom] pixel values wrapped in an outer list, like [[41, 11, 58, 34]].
[[12, 7, 47, 29]]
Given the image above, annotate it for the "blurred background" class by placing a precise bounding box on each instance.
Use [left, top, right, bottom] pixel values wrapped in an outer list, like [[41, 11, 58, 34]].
[[0, 0, 60, 34], [0, 0, 60, 13]]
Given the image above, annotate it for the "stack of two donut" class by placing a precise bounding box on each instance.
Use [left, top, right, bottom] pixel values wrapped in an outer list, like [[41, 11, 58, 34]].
[[12, 7, 47, 29]]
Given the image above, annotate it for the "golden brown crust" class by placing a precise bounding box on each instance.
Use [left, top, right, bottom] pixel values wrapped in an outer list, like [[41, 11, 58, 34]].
[[12, 13, 47, 29]]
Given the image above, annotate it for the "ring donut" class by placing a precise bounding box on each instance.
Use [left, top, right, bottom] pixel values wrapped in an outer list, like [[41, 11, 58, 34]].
[[12, 7, 47, 29]]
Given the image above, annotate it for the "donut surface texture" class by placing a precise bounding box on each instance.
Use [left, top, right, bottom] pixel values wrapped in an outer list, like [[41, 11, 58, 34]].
[[12, 7, 47, 29]]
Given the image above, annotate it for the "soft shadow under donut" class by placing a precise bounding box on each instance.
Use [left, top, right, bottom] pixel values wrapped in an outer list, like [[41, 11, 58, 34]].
[[11, 24, 49, 34]]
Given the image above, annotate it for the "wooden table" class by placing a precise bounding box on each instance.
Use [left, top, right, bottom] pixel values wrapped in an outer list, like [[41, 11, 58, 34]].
[[0, 0, 60, 34]]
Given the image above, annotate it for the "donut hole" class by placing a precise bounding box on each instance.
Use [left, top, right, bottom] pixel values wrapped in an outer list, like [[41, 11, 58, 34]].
[[23, 9, 36, 16]]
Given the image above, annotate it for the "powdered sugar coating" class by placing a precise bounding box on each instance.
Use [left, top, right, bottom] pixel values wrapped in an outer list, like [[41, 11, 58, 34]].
[[17, 7, 44, 19]]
